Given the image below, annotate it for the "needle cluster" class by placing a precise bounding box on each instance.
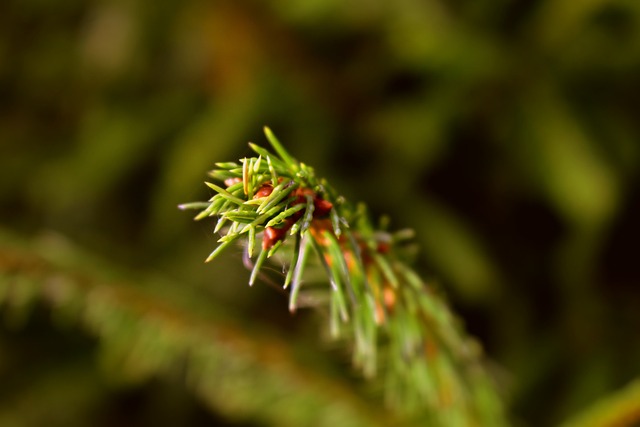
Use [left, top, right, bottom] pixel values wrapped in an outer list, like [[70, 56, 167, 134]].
[[180, 128, 508, 425]]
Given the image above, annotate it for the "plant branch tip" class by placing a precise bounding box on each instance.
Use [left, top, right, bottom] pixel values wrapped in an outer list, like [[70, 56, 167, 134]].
[[180, 128, 508, 423]]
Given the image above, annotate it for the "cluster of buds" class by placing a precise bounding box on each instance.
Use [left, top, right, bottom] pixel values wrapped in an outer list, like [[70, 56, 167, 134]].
[[254, 183, 333, 250]]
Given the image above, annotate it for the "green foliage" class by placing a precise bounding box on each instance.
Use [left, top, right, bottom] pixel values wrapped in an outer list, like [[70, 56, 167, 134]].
[[0, 231, 388, 427], [2, 0, 640, 425], [182, 129, 507, 424]]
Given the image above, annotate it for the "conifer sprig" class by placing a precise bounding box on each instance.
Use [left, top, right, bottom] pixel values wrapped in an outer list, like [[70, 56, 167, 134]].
[[181, 127, 508, 425]]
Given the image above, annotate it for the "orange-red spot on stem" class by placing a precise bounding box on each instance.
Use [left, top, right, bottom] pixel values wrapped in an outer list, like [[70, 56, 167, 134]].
[[383, 286, 396, 311], [262, 224, 289, 250], [424, 338, 438, 360], [313, 198, 333, 217], [377, 242, 391, 254], [255, 184, 274, 198]]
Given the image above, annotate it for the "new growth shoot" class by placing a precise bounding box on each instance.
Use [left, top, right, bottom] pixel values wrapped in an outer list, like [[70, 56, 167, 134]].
[[180, 127, 508, 425]]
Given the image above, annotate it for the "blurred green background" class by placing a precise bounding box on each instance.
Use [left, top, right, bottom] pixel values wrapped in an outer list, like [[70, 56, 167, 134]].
[[1, 0, 640, 426]]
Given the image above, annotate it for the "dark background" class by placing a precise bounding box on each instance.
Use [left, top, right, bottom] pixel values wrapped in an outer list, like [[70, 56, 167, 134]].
[[1, 0, 640, 426]]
